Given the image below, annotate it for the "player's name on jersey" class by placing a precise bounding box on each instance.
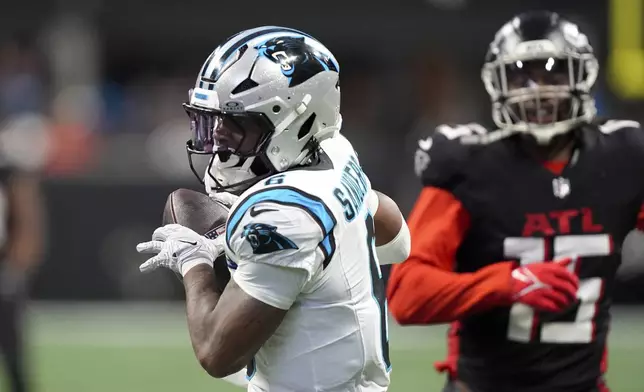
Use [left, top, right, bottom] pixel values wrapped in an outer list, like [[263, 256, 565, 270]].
[[334, 155, 369, 221]]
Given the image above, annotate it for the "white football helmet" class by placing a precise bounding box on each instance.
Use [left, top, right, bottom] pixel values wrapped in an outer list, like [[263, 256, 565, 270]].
[[183, 26, 341, 194], [480, 11, 598, 145]]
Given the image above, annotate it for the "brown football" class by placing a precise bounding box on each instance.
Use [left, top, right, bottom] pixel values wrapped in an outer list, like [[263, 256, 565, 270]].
[[162, 188, 231, 292]]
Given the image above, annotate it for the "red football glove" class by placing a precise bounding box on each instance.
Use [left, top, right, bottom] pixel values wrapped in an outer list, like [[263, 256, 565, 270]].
[[510, 258, 579, 313]]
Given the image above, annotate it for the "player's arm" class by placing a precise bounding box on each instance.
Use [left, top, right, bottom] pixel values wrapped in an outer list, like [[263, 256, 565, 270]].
[[183, 266, 288, 378], [632, 120, 644, 233], [7, 171, 44, 269], [601, 119, 644, 235], [637, 205, 644, 231], [184, 196, 330, 378], [618, 121, 644, 279], [368, 189, 411, 264], [387, 128, 577, 325], [1, 170, 45, 294], [386, 186, 516, 325]]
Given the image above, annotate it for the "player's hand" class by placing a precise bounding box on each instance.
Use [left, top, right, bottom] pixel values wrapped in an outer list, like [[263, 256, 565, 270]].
[[510, 259, 579, 313], [136, 224, 224, 277]]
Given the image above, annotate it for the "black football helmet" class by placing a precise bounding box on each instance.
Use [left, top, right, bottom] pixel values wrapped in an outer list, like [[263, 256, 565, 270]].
[[481, 11, 598, 144]]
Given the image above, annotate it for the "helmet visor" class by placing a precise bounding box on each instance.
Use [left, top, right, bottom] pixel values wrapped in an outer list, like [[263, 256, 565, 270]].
[[503, 58, 574, 125], [184, 103, 273, 157]]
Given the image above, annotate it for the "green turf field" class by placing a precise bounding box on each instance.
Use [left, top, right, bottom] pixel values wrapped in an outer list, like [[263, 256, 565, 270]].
[[6, 303, 643, 391]]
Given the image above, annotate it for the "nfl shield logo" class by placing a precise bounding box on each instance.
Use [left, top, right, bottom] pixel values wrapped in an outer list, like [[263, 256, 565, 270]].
[[552, 177, 571, 199]]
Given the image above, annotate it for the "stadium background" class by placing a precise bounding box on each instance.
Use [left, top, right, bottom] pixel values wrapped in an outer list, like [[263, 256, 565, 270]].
[[0, 0, 643, 390]]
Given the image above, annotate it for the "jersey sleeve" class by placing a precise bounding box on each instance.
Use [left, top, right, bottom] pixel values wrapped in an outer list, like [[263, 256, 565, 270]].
[[225, 187, 337, 307], [627, 123, 644, 215], [232, 260, 310, 310], [414, 123, 482, 192], [599, 119, 644, 229], [388, 135, 516, 325], [599, 119, 644, 173], [637, 203, 644, 231]]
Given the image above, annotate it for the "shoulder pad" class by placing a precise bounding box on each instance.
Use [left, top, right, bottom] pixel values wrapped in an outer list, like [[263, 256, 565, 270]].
[[225, 187, 335, 273], [435, 123, 488, 140], [589, 119, 644, 174], [227, 185, 336, 251], [597, 119, 641, 135], [414, 123, 486, 189], [595, 119, 644, 152]]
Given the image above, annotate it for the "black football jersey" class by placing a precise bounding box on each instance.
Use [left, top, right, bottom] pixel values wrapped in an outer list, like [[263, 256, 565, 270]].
[[416, 120, 644, 392]]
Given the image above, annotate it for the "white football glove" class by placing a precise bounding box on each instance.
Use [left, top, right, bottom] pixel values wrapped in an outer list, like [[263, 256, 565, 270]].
[[136, 224, 225, 277]]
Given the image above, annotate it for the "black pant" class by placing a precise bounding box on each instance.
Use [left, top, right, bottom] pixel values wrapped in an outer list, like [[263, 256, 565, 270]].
[[0, 294, 28, 392], [442, 379, 604, 392]]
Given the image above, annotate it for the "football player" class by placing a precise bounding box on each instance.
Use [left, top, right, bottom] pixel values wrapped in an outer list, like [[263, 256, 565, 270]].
[[0, 130, 45, 392], [387, 11, 641, 392], [136, 26, 411, 391]]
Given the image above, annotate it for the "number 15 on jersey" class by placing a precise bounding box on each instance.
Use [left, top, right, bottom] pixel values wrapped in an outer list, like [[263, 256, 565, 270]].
[[504, 234, 611, 344]]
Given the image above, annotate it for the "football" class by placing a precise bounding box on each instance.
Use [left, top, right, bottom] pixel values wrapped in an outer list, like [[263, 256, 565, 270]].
[[162, 188, 231, 292]]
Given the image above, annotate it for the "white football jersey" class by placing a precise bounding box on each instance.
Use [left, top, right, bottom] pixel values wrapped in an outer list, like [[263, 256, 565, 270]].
[[224, 134, 391, 392]]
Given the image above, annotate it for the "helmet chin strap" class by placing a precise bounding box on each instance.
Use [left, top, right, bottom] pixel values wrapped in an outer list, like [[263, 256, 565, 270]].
[[290, 115, 343, 165], [316, 114, 342, 141], [205, 154, 258, 195]]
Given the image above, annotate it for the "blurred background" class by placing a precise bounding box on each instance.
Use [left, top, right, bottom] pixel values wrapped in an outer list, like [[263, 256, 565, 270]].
[[0, 0, 643, 390]]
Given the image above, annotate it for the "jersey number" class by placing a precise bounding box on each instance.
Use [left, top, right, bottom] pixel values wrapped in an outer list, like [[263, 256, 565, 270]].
[[265, 174, 285, 186], [503, 234, 610, 344], [365, 214, 391, 370]]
